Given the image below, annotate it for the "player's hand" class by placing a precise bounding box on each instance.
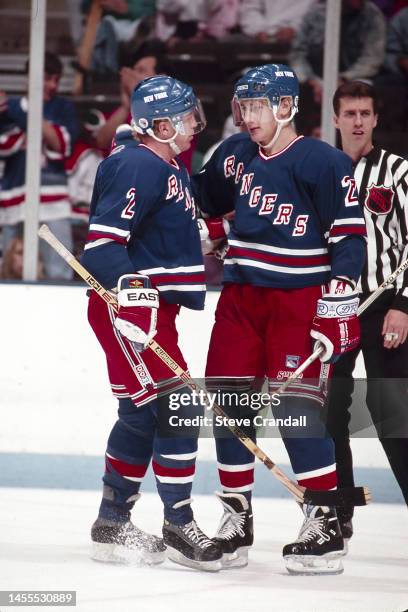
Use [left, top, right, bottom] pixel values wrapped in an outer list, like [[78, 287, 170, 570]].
[[310, 292, 360, 363], [382, 308, 408, 349], [114, 274, 159, 351], [197, 217, 229, 255]]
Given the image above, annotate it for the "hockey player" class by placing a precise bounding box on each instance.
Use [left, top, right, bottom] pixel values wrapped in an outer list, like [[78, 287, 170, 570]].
[[193, 64, 367, 574], [81, 75, 222, 571]]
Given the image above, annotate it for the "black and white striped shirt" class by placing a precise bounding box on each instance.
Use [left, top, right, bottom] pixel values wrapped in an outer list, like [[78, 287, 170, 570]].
[[353, 147, 408, 313]]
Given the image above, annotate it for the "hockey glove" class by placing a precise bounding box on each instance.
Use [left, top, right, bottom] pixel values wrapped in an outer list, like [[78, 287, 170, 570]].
[[114, 274, 159, 352], [197, 217, 230, 255], [310, 277, 360, 364]]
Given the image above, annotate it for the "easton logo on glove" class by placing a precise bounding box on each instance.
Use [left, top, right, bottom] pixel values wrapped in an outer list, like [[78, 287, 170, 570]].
[[114, 274, 159, 352], [125, 290, 159, 303]]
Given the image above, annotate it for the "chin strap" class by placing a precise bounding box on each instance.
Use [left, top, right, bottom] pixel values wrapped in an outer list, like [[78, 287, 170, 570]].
[[131, 120, 182, 156], [262, 103, 298, 150], [145, 127, 182, 156]]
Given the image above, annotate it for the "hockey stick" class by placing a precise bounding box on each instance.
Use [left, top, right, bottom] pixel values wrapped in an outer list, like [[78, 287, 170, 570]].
[[276, 256, 408, 395], [38, 224, 371, 508]]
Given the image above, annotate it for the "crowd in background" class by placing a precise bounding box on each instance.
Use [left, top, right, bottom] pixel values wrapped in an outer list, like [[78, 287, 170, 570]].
[[1, 0, 408, 281]]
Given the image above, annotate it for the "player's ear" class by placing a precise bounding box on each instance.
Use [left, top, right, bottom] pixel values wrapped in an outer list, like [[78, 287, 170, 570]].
[[154, 119, 172, 138], [333, 113, 339, 129], [373, 113, 378, 129], [278, 97, 291, 119]]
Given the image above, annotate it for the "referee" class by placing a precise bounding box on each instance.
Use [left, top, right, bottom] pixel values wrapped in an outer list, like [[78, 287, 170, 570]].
[[328, 81, 408, 539]]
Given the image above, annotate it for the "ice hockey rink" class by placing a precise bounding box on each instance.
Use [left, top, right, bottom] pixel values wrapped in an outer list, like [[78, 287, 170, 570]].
[[1, 284, 407, 612]]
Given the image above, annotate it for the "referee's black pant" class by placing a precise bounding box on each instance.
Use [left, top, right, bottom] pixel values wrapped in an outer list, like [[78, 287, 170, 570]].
[[327, 290, 408, 512]]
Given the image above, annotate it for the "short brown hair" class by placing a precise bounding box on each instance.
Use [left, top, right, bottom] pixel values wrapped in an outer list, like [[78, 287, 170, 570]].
[[332, 81, 379, 116], [25, 52, 63, 77]]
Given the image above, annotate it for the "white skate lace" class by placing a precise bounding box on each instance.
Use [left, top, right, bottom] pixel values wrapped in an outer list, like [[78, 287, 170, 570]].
[[296, 516, 330, 544], [182, 521, 213, 549], [216, 509, 246, 540]]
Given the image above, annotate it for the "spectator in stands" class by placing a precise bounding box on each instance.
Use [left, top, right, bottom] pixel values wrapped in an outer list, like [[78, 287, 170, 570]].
[[383, 7, 408, 81], [290, 0, 386, 105], [239, 0, 316, 45], [65, 109, 105, 261], [374, 6, 408, 132], [0, 52, 79, 281], [94, 40, 168, 150], [85, 0, 156, 73], [156, 0, 239, 43], [0, 234, 44, 280]]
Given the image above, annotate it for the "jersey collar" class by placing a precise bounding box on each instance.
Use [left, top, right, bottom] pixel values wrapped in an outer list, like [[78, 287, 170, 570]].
[[358, 145, 382, 166], [258, 135, 304, 160]]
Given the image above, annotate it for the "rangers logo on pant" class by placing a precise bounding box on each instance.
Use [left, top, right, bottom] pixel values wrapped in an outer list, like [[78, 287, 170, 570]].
[[285, 355, 300, 369]]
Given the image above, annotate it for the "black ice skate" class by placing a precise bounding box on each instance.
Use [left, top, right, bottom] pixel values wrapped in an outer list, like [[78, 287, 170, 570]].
[[283, 504, 346, 575], [163, 519, 222, 572], [91, 517, 166, 565], [213, 492, 254, 568]]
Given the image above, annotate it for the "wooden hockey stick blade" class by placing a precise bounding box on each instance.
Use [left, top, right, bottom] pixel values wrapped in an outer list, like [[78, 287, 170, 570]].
[[38, 224, 372, 507], [276, 255, 408, 395], [303, 485, 371, 507]]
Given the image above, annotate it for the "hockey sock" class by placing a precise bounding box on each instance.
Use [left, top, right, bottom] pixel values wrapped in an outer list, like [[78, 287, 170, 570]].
[[153, 436, 198, 525], [99, 399, 155, 522]]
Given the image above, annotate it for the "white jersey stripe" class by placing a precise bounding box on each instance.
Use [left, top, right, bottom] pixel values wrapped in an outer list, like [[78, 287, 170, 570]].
[[228, 238, 328, 256], [138, 265, 205, 275], [224, 257, 330, 274], [89, 223, 129, 237], [157, 284, 206, 292]]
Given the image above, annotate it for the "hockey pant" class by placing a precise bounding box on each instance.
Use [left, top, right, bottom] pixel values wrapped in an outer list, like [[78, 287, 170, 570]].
[[88, 292, 200, 525], [206, 284, 337, 499]]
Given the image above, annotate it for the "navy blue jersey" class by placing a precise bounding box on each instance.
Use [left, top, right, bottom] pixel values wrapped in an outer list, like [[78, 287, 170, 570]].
[[193, 133, 367, 288], [81, 128, 205, 310]]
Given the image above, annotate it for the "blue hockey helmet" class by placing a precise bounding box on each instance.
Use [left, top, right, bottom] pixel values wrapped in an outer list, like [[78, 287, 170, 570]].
[[130, 75, 206, 141], [232, 64, 299, 127]]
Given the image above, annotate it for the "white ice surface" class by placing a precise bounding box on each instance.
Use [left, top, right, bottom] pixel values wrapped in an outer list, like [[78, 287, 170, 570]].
[[1, 489, 407, 612]]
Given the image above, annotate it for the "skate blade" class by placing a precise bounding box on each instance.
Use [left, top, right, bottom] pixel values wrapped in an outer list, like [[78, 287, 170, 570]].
[[221, 546, 250, 569], [91, 542, 165, 566], [284, 552, 344, 575], [165, 546, 222, 572]]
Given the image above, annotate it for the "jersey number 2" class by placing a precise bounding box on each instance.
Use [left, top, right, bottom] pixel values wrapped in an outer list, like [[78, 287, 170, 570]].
[[341, 176, 358, 206], [121, 187, 136, 219]]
